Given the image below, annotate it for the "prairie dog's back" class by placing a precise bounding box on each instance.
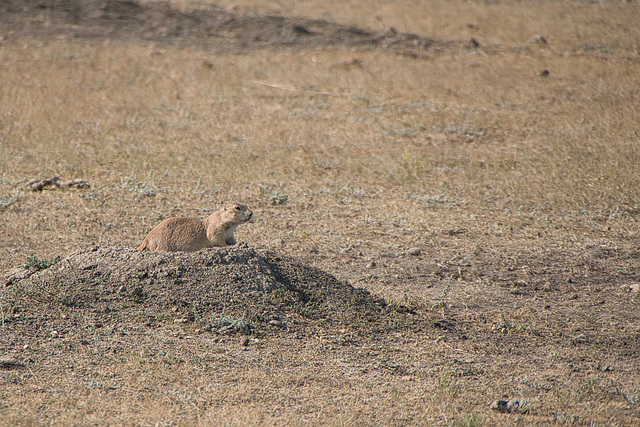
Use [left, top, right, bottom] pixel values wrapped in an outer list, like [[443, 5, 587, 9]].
[[138, 217, 209, 252]]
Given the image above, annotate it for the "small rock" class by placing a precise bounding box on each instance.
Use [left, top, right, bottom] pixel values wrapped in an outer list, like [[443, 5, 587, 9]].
[[531, 34, 548, 44], [0, 355, 22, 367], [240, 335, 250, 347], [373, 297, 387, 307], [50, 330, 59, 338], [468, 37, 480, 48], [293, 24, 312, 35], [174, 318, 189, 324], [0, 355, 19, 363], [407, 247, 422, 256], [540, 69, 550, 77], [118, 285, 127, 293], [621, 283, 639, 293], [269, 319, 283, 327], [366, 261, 376, 269], [490, 399, 530, 414]]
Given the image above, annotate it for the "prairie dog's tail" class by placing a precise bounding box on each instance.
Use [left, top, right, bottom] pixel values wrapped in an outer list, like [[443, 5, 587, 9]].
[[137, 239, 149, 251]]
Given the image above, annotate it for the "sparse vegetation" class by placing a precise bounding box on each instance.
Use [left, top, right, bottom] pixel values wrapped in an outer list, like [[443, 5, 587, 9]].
[[23, 255, 62, 271], [211, 315, 255, 335], [1, 0, 639, 425]]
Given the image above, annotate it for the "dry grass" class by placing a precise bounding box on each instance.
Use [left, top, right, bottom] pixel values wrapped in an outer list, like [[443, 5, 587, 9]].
[[1, 0, 640, 425], [2, 46, 638, 271]]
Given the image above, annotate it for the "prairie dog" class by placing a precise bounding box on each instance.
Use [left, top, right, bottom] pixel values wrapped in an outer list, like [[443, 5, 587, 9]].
[[137, 203, 253, 252]]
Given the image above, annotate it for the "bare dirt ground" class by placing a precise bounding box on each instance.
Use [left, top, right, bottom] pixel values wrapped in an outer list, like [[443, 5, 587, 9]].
[[1, 0, 640, 425], [0, 0, 438, 54]]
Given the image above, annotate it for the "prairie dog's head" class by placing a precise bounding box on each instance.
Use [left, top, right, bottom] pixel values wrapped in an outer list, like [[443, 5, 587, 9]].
[[221, 203, 253, 224]]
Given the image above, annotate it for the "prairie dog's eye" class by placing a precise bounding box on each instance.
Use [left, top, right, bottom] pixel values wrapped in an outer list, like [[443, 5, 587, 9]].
[[234, 206, 241, 210]]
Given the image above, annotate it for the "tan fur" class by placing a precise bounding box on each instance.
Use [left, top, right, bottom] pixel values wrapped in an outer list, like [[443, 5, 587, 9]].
[[137, 203, 253, 252]]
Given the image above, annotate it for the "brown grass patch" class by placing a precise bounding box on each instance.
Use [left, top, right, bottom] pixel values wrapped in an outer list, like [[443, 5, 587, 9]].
[[1, 0, 640, 425]]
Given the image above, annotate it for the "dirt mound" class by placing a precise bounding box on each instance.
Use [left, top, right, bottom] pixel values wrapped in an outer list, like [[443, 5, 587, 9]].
[[0, 0, 439, 55], [2, 244, 382, 332]]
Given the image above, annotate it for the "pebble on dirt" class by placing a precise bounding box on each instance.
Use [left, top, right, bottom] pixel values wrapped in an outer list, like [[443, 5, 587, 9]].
[[490, 399, 531, 414]]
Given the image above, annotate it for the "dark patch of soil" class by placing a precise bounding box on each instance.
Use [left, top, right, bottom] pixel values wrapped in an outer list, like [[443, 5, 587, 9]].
[[0, 0, 440, 55]]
